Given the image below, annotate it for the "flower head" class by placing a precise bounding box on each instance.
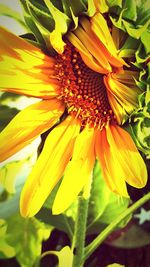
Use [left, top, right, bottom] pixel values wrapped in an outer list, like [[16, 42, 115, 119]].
[[0, 12, 147, 216]]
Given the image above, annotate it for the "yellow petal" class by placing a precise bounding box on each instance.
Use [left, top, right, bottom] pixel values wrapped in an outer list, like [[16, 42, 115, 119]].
[[20, 116, 80, 217], [94, 0, 109, 13], [96, 124, 147, 197], [91, 13, 117, 53], [104, 72, 140, 124], [95, 127, 129, 197], [68, 32, 108, 74], [80, 17, 125, 68], [0, 26, 59, 98], [91, 13, 126, 67], [73, 23, 112, 72], [53, 126, 96, 215], [0, 99, 64, 162], [68, 15, 126, 73], [106, 125, 147, 188]]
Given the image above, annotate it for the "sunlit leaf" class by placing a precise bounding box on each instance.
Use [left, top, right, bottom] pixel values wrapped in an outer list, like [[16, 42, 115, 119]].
[[6, 214, 51, 267], [0, 219, 15, 258], [51, 246, 73, 267]]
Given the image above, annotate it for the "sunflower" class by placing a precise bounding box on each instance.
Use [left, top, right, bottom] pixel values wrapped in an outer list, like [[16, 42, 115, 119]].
[[0, 12, 147, 216]]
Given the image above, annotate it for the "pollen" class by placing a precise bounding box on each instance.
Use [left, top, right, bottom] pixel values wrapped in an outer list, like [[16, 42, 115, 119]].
[[55, 43, 117, 129]]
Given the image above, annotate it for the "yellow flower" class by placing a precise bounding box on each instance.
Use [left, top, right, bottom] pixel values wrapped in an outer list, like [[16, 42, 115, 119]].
[[0, 13, 147, 216]]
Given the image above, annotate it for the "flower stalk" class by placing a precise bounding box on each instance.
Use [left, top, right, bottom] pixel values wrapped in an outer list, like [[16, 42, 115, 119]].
[[71, 174, 93, 267], [84, 192, 150, 261]]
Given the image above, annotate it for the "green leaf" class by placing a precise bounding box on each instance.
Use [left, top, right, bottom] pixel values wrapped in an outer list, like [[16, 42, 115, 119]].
[[6, 214, 51, 267], [36, 208, 74, 240], [0, 161, 25, 194], [87, 162, 111, 227], [87, 161, 130, 234], [99, 193, 130, 226], [0, 105, 18, 131], [0, 219, 15, 259]]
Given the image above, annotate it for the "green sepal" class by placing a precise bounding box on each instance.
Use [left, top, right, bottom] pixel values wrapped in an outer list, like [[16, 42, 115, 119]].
[[123, 19, 150, 39], [62, 0, 87, 17], [119, 36, 139, 57], [124, 88, 150, 157], [110, 9, 126, 32], [83, 0, 96, 17], [121, 0, 137, 21], [141, 30, 150, 54], [19, 0, 47, 47], [107, 0, 122, 8]]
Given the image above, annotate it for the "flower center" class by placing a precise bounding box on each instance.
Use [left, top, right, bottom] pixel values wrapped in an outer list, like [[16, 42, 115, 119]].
[[55, 43, 116, 129]]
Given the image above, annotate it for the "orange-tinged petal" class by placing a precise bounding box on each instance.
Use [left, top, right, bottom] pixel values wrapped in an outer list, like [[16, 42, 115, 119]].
[[104, 72, 141, 124], [0, 26, 60, 98], [20, 116, 80, 217], [80, 17, 125, 68], [0, 99, 64, 162], [53, 126, 96, 215], [94, 0, 109, 13], [91, 13, 117, 53], [68, 32, 108, 74], [91, 13, 126, 67], [95, 125, 147, 197], [95, 127, 129, 197], [68, 15, 126, 74], [106, 125, 147, 188]]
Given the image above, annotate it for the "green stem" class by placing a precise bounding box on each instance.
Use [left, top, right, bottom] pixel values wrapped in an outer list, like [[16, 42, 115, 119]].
[[84, 192, 150, 261], [72, 174, 93, 267]]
